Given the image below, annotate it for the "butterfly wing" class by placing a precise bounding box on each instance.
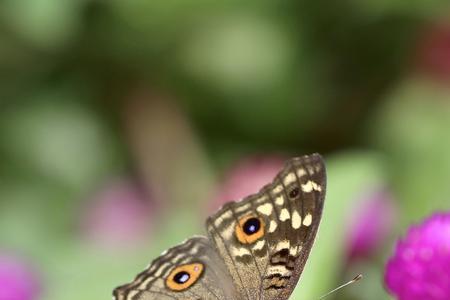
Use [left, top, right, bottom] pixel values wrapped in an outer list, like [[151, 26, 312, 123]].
[[206, 153, 326, 300], [113, 236, 238, 300]]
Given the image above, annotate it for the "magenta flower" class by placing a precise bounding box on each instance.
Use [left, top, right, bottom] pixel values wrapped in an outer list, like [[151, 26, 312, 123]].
[[0, 254, 41, 300], [346, 189, 397, 260], [385, 212, 450, 300], [80, 179, 154, 250], [211, 155, 284, 212]]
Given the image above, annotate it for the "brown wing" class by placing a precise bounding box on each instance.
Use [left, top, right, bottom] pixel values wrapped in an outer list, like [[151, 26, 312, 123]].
[[113, 236, 239, 300], [206, 153, 326, 300]]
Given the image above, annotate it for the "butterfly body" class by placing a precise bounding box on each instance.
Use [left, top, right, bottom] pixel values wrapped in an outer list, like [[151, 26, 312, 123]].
[[114, 154, 326, 300]]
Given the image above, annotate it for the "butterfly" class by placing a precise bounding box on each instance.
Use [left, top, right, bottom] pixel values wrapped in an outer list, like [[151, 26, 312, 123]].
[[113, 153, 326, 300]]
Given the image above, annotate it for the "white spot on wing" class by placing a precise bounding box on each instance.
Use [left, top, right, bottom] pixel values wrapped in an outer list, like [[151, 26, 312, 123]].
[[291, 210, 302, 229], [279, 208, 290, 221], [275, 239, 290, 251], [296, 168, 307, 178], [154, 262, 170, 276], [252, 240, 265, 251], [273, 185, 283, 193], [292, 246, 302, 256], [140, 275, 157, 288], [267, 265, 290, 276], [171, 253, 184, 263], [257, 203, 273, 216], [283, 173, 297, 186], [148, 263, 157, 273], [214, 210, 232, 227], [275, 196, 284, 206], [269, 220, 278, 233], [303, 213, 312, 226], [231, 246, 251, 257], [235, 203, 251, 213], [289, 245, 299, 256], [312, 181, 322, 191], [301, 180, 322, 193], [127, 290, 139, 298], [222, 223, 235, 239], [255, 196, 267, 204]]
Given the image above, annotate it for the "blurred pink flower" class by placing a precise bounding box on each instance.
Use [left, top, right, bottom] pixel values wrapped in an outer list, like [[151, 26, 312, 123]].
[[416, 22, 450, 81], [385, 212, 450, 300], [81, 179, 154, 250], [346, 189, 397, 260], [0, 254, 41, 300], [211, 155, 285, 212]]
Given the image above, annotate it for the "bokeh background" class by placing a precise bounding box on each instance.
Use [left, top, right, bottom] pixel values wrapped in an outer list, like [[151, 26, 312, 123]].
[[1, 1, 450, 300]]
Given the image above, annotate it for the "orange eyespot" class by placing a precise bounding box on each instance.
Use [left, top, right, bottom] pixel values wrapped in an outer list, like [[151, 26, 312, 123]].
[[166, 263, 204, 291], [235, 214, 265, 244]]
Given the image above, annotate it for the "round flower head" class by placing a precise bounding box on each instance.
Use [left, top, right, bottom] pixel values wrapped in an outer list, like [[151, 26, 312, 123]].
[[346, 189, 396, 260], [0, 254, 41, 300], [81, 179, 154, 250], [385, 212, 450, 300]]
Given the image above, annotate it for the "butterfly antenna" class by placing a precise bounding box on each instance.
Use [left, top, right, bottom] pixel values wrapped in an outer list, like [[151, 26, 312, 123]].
[[318, 274, 363, 299]]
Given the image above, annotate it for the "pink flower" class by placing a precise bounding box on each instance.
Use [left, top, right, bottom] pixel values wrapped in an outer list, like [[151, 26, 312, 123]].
[[385, 212, 450, 300], [0, 254, 41, 300], [211, 155, 285, 212], [81, 179, 154, 250], [346, 189, 397, 260]]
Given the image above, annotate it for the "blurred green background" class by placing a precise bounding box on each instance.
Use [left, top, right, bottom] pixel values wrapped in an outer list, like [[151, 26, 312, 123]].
[[1, 1, 450, 299]]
